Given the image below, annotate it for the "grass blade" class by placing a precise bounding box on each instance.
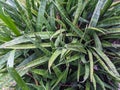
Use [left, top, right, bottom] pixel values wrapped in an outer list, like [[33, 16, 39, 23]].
[[77, 61, 81, 82], [98, 16, 120, 27], [100, 0, 113, 16], [51, 68, 67, 90], [92, 75, 96, 90], [73, 0, 83, 25], [93, 51, 120, 81], [0, 3, 20, 36], [7, 50, 29, 90], [24, 56, 49, 70], [36, 0, 46, 31], [89, 0, 104, 27], [26, 0, 32, 20], [93, 33, 102, 50], [8, 67, 29, 90], [48, 49, 61, 73], [94, 74, 105, 90], [86, 81, 90, 90], [0, 32, 53, 48], [88, 50, 94, 82], [52, 1, 83, 38], [1, 43, 51, 49], [93, 48, 119, 76], [7, 50, 15, 68], [81, 64, 89, 83]]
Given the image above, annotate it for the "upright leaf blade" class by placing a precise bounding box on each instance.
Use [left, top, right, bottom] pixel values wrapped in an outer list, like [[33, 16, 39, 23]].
[[7, 50, 15, 68], [36, 0, 46, 31], [52, 0, 83, 38], [88, 50, 94, 82], [8, 67, 29, 90], [89, 0, 104, 27], [94, 74, 105, 90], [81, 64, 89, 83], [7, 50, 29, 90], [0, 3, 20, 36], [93, 48, 119, 76], [48, 49, 61, 73], [73, 0, 83, 25], [100, 0, 113, 16]]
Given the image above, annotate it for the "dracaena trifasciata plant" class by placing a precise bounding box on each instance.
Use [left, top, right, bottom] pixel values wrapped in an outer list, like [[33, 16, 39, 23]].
[[0, 0, 120, 90]]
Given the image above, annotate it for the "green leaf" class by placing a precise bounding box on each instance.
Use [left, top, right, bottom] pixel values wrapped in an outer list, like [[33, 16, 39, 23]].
[[92, 75, 96, 90], [100, 0, 113, 16], [55, 33, 63, 47], [48, 49, 61, 73], [24, 56, 49, 70], [73, 0, 83, 25], [93, 51, 120, 81], [52, 64, 61, 78], [103, 28, 120, 34], [89, 0, 105, 27], [0, 32, 53, 48], [1, 43, 51, 49], [51, 68, 67, 90], [14, 0, 33, 32], [81, 64, 89, 83], [50, 29, 66, 40], [6, 49, 29, 90], [17, 53, 36, 67], [93, 48, 119, 76], [0, 3, 20, 36], [26, 0, 32, 20], [88, 50, 94, 82], [36, 0, 46, 31], [94, 74, 105, 90], [93, 33, 102, 50], [87, 27, 105, 33], [65, 43, 86, 54], [7, 50, 15, 68], [98, 16, 120, 27], [77, 61, 81, 82], [55, 54, 80, 67], [85, 81, 90, 90], [52, 0, 83, 38], [31, 69, 51, 79], [8, 67, 29, 90], [66, 0, 73, 12]]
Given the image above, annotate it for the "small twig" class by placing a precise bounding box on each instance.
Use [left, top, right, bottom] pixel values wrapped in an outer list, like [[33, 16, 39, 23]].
[[27, 73, 39, 86]]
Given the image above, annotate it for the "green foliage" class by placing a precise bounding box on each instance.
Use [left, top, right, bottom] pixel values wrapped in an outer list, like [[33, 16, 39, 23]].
[[0, 0, 120, 90]]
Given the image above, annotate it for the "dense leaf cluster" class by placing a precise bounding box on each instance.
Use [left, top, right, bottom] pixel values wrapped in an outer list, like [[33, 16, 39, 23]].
[[0, 0, 120, 90]]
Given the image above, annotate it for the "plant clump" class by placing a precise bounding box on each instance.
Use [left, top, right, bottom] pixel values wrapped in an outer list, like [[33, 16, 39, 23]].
[[0, 0, 120, 90]]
